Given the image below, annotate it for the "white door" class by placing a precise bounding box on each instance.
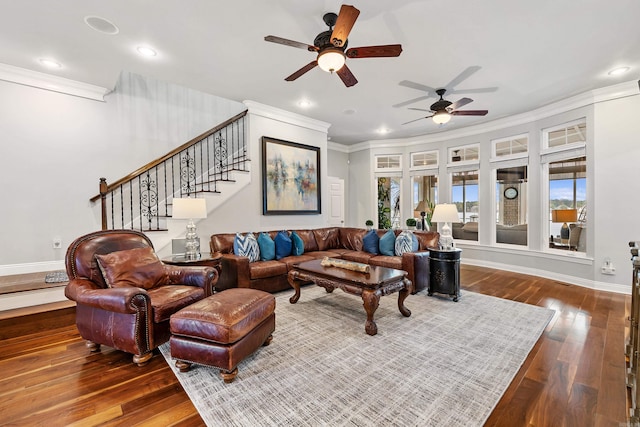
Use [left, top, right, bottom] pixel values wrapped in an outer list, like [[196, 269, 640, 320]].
[[328, 176, 345, 227]]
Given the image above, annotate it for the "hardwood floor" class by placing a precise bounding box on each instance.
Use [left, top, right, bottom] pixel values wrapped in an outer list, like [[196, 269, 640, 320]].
[[0, 265, 630, 426]]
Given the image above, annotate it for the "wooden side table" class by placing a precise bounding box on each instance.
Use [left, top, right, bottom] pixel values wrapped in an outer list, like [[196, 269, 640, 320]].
[[162, 252, 223, 275], [428, 248, 462, 302]]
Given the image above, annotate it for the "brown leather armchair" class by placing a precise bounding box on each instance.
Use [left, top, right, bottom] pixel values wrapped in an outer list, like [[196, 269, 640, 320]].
[[64, 229, 218, 366]]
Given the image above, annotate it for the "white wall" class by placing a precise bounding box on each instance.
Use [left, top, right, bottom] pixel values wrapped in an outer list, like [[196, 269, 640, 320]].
[[0, 72, 246, 273], [196, 101, 331, 242]]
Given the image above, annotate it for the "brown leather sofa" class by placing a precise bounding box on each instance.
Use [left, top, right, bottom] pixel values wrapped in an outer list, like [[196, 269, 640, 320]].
[[64, 229, 218, 366], [210, 227, 439, 294]]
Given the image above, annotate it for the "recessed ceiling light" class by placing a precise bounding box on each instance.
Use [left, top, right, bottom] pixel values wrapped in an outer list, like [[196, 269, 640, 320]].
[[376, 128, 391, 134], [39, 58, 62, 69], [84, 16, 119, 35], [298, 99, 312, 108], [608, 66, 630, 76], [136, 46, 157, 57]]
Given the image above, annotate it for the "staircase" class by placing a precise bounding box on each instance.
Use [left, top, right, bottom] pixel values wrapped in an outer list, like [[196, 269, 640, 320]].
[[91, 110, 249, 239]]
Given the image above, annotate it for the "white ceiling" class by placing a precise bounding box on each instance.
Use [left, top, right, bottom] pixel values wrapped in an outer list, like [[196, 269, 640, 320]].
[[1, 0, 638, 145]]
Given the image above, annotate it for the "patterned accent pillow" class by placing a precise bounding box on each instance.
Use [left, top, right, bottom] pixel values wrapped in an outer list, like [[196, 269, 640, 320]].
[[257, 232, 275, 261], [274, 230, 292, 260], [233, 232, 260, 262], [379, 230, 396, 256], [95, 246, 167, 289], [395, 230, 419, 256], [291, 231, 305, 256], [362, 229, 379, 255]]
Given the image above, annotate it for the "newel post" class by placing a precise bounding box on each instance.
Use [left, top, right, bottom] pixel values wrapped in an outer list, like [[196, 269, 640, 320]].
[[99, 177, 108, 231]]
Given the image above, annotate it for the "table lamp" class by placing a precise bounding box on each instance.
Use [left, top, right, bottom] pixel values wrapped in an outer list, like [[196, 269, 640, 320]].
[[172, 197, 207, 259], [551, 209, 577, 241], [430, 203, 461, 250]]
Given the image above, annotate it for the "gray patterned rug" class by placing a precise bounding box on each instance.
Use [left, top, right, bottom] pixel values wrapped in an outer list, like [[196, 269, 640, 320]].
[[160, 286, 554, 426]]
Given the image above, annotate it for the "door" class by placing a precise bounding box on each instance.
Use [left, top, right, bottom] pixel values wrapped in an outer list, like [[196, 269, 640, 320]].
[[328, 176, 345, 227]]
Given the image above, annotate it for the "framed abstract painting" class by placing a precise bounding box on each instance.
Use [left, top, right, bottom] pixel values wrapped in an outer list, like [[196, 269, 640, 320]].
[[261, 136, 321, 215]]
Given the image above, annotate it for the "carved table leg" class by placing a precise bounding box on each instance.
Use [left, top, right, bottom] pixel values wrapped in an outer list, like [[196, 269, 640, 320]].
[[288, 270, 302, 304], [398, 278, 412, 317], [362, 289, 380, 336]]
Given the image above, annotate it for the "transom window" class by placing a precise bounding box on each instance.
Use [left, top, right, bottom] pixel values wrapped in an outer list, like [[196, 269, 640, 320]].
[[545, 120, 586, 148], [449, 144, 479, 164], [375, 154, 402, 171], [411, 150, 438, 169], [493, 134, 528, 159]]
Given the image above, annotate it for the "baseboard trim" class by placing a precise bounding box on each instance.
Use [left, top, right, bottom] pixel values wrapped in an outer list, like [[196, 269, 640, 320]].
[[0, 260, 65, 276], [463, 258, 630, 295], [0, 286, 68, 312]]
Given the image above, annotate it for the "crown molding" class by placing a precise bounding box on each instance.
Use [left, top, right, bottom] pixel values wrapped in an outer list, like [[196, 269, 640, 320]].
[[0, 63, 109, 101], [243, 100, 331, 133], [330, 79, 640, 154]]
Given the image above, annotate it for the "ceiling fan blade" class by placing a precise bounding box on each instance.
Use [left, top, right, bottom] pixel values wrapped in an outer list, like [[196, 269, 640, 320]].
[[336, 64, 358, 87], [345, 44, 402, 58], [448, 97, 473, 111], [285, 61, 318, 81], [392, 95, 431, 108], [408, 107, 431, 112], [265, 35, 318, 52], [450, 86, 498, 94], [402, 116, 432, 125], [444, 66, 481, 90], [331, 5, 360, 47], [451, 110, 488, 116], [398, 80, 437, 94]]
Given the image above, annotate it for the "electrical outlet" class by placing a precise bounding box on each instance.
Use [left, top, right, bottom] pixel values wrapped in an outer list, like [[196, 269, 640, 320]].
[[52, 238, 62, 249], [601, 266, 616, 275]]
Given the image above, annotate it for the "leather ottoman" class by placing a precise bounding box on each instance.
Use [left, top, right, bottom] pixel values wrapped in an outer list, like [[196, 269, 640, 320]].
[[170, 288, 275, 383]]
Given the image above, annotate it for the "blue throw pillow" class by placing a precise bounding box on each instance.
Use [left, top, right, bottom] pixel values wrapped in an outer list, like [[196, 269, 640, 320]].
[[257, 232, 275, 261], [233, 232, 260, 262], [291, 230, 305, 256], [379, 230, 396, 256], [274, 230, 292, 260], [395, 230, 419, 256], [362, 229, 379, 254]]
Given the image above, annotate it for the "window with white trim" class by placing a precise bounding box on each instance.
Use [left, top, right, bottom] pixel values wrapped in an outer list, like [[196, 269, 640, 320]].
[[375, 154, 402, 171], [410, 150, 438, 169]]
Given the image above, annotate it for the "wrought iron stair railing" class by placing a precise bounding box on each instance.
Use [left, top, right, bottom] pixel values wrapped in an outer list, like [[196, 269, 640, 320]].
[[90, 110, 248, 231]]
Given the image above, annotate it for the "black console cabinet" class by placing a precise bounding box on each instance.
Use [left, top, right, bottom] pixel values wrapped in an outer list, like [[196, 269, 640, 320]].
[[428, 248, 462, 302]]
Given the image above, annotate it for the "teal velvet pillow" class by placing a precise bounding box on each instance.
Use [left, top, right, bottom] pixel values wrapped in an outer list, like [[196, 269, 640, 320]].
[[379, 230, 396, 256], [257, 232, 275, 261], [291, 231, 305, 256], [362, 229, 379, 254], [233, 232, 260, 262], [395, 230, 419, 256], [274, 230, 292, 260]]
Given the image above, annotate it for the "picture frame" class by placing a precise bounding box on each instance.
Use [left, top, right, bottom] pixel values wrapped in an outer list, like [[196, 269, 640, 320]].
[[262, 136, 321, 215]]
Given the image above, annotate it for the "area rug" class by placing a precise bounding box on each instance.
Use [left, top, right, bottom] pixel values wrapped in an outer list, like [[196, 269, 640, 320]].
[[44, 271, 68, 283], [160, 286, 554, 426]]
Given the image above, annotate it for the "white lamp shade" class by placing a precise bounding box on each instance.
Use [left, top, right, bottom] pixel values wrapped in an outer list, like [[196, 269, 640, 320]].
[[172, 198, 207, 219], [430, 203, 460, 223], [317, 49, 346, 72], [432, 111, 451, 124]]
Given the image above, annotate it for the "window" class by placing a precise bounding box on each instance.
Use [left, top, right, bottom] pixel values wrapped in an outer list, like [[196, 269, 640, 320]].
[[542, 119, 587, 252], [377, 176, 401, 229], [410, 150, 438, 169], [412, 174, 438, 229], [375, 154, 401, 171], [493, 134, 528, 159], [495, 166, 528, 245], [449, 145, 479, 164], [452, 170, 479, 241]]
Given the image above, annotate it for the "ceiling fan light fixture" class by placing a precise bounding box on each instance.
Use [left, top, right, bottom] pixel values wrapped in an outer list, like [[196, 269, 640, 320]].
[[317, 48, 345, 73], [432, 111, 451, 124]]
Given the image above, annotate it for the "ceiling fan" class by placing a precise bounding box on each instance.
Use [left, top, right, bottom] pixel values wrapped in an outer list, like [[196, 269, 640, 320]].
[[403, 89, 488, 125], [392, 66, 498, 108], [264, 4, 402, 87]]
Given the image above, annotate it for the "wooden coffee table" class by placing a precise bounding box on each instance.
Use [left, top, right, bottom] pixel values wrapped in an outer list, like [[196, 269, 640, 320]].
[[288, 259, 413, 336]]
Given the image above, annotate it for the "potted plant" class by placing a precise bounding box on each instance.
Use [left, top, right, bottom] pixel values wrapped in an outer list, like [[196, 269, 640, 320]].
[[365, 219, 374, 230], [406, 218, 417, 230]]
